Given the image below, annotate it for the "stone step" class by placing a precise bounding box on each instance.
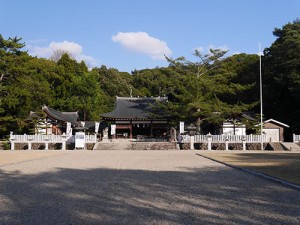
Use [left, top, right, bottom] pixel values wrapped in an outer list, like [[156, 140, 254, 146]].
[[93, 141, 178, 150], [132, 142, 178, 150], [267, 142, 285, 151], [281, 142, 300, 151], [93, 142, 132, 150]]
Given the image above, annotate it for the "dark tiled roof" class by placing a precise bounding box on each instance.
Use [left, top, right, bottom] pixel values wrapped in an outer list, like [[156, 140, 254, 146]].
[[226, 112, 257, 122], [42, 106, 79, 125], [83, 121, 96, 130], [101, 96, 168, 120], [241, 113, 256, 121], [25, 111, 39, 121]]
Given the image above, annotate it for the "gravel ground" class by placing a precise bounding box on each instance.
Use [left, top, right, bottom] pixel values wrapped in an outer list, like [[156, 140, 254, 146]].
[[0, 150, 299, 225]]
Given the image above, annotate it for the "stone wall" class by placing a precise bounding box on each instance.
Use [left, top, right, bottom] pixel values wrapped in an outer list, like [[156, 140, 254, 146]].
[[180, 142, 268, 150]]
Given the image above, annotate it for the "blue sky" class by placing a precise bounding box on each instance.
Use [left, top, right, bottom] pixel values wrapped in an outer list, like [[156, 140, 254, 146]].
[[1, 0, 299, 72]]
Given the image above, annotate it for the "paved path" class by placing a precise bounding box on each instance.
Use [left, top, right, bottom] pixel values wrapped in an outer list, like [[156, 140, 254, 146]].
[[0, 150, 299, 224]]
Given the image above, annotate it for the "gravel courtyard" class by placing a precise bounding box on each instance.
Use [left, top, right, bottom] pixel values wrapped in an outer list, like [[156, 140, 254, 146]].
[[0, 150, 299, 225]]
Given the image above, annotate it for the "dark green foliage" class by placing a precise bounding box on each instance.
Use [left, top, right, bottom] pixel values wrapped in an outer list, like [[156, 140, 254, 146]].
[[95, 65, 133, 97], [263, 19, 300, 132], [0, 116, 25, 137], [162, 49, 256, 132], [0, 36, 112, 137]]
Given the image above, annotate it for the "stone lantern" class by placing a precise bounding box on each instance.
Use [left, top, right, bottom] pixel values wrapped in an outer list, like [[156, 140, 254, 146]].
[[186, 124, 197, 136], [186, 124, 197, 150]]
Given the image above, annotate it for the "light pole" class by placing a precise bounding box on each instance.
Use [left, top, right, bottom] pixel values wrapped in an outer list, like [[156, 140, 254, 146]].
[[259, 43, 264, 150]]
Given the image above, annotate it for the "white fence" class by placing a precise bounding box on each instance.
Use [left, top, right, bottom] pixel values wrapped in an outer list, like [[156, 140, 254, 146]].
[[180, 134, 266, 143], [9, 133, 97, 150], [10, 134, 97, 143], [85, 134, 97, 143], [10, 134, 65, 143], [293, 134, 300, 143]]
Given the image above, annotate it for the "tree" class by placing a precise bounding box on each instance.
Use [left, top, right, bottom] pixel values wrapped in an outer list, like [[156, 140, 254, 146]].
[[0, 35, 25, 107], [0, 35, 28, 138], [164, 49, 256, 133], [263, 19, 300, 132], [0, 35, 25, 55], [95, 65, 133, 99]]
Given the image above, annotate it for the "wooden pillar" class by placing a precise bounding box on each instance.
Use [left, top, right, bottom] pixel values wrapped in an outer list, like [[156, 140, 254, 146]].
[[150, 121, 153, 137], [130, 124, 132, 139]]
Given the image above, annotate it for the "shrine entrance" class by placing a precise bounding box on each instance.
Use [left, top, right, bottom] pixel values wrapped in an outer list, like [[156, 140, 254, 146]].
[[101, 96, 170, 140], [132, 123, 151, 137]]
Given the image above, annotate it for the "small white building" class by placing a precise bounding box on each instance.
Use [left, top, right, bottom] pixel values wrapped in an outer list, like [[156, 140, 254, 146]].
[[262, 119, 289, 142], [217, 113, 256, 136], [221, 122, 246, 135]]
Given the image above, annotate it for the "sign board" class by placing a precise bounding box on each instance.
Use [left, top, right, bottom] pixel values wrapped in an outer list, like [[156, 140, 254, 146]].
[[66, 122, 72, 135], [179, 121, 184, 134], [95, 122, 100, 133], [111, 124, 116, 135], [75, 132, 85, 149]]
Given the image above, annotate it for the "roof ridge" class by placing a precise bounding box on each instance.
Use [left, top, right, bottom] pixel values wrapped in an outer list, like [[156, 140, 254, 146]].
[[62, 112, 78, 114], [264, 118, 289, 127], [116, 96, 168, 101]]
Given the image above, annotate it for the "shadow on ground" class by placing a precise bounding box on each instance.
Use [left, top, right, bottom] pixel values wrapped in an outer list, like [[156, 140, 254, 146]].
[[0, 166, 299, 225]]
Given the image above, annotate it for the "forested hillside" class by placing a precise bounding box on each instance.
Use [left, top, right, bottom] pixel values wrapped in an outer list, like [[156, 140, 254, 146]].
[[0, 20, 299, 137]]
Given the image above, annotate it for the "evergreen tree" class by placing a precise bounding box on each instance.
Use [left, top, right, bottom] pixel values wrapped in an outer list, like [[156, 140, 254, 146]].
[[164, 49, 256, 132], [263, 19, 300, 132], [0, 35, 28, 137]]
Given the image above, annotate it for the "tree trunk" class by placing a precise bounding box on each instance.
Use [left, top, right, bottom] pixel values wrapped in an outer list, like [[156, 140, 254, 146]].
[[195, 116, 202, 134]]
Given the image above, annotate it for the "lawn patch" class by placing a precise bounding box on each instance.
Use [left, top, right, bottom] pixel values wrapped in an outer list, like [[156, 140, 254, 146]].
[[198, 152, 300, 186]]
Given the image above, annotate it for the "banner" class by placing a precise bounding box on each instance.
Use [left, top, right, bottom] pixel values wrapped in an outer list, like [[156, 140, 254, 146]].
[[95, 122, 100, 133], [179, 121, 184, 134], [111, 124, 116, 135], [66, 122, 72, 135]]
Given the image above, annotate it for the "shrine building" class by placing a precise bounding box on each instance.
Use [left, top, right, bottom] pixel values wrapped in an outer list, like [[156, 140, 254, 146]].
[[101, 96, 170, 139]]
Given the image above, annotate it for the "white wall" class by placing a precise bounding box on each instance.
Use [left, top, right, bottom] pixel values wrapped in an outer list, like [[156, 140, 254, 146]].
[[222, 122, 246, 135]]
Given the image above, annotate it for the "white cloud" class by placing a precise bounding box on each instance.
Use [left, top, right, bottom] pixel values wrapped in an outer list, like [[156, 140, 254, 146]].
[[28, 41, 99, 68], [112, 32, 172, 60], [50, 41, 83, 56]]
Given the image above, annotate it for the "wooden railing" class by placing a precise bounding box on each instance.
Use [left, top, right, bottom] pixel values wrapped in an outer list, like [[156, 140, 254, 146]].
[[85, 134, 97, 143]]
